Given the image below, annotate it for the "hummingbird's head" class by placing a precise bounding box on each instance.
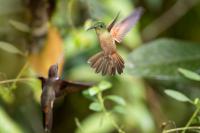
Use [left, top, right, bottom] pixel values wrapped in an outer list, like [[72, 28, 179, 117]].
[[48, 64, 58, 79], [87, 22, 106, 30]]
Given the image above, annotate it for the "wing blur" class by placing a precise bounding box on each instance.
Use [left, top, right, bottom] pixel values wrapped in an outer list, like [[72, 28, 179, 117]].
[[110, 7, 143, 43], [55, 80, 92, 97]]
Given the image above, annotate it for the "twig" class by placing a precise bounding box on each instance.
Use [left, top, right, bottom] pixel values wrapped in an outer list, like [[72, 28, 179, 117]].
[[11, 61, 29, 88], [181, 105, 200, 133], [0, 78, 35, 84], [75, 118, 86, 133], [97, 92, 126, 133], [163, 126, 200, 133], [67, 0, 75, 29], [142, 0, 199, 41]]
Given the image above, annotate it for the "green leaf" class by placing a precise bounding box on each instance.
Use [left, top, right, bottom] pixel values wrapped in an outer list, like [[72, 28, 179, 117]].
[[112, 106, 126, 114], [88, 86, 100, 96], [0, 41, 23, 55], [82, 88, 91, 97], [178, 68, 200, 81], [9, 20, 30, 33], [89, 102, 102, 112], [164, 89, 192, 102], [194, 98, 200, 107], [98, 81, 112, 91], [127, 38, 200, 80], [106, 95, 126, 106], [85, 81, 112, 97]]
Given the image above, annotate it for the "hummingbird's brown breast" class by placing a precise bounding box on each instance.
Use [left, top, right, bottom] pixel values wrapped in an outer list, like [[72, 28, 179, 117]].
[[41, 80, 56, 108], [98, 32, 116, 54]]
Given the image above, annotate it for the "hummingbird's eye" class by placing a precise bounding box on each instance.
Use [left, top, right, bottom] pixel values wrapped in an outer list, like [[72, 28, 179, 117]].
[[100, 25, 103, 28]]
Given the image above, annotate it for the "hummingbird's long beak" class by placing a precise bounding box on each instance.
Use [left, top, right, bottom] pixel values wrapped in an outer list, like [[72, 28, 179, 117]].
[[87, 25, 96, 30]]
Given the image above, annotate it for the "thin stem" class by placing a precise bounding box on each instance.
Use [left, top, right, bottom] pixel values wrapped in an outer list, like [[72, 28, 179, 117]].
[[75, 118, 86, 133], [11, 61, 29, 88], [181, 105, 200, 133], [67, 0, 75, 29], [0, 78, 35, 84], [97, 92, 106, 112], [97, 92, 126, 133], [163, 126, 200, 133]]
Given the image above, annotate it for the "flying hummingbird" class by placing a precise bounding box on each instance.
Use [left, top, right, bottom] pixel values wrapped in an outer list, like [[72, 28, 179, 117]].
[[38, 64, 92, 132], [87, 7, 143, 75]]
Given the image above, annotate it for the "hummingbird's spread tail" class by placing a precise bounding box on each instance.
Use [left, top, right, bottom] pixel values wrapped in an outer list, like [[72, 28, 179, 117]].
[[88, 51, 124, 75], [43, 105, 53, 133]]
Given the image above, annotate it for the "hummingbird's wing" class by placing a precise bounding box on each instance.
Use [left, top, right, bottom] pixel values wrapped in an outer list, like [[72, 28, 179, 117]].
[[55, 80, 93, 97], [110, 7, 143, 43], [38, 77, 47, 89], [107, 12, 120, 32]]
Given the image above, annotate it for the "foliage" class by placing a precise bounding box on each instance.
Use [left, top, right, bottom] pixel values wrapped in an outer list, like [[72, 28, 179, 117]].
[[78, 81, 126, 133], [127, 38, 200, 80], [162, 69, 200, 133], [0, 0, 200, 133], [164, 89, 192, 103], [178, 68, 200, 81], [0, 41, 24, 55]]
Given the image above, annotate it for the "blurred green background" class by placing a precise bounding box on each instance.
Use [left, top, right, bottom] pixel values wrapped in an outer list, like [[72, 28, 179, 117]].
[[0, 0, 200, 133]]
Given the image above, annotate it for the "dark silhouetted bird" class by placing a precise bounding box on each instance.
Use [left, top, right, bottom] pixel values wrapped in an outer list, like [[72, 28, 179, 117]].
[[38, 64, 92, 132]]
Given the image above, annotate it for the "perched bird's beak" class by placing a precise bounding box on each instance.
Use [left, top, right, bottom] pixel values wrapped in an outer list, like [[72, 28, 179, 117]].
[[87, 25, 96, 30]]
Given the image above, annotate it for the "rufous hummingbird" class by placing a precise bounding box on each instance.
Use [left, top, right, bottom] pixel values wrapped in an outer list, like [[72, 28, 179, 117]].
[[87, 7, 143, 75], [38, 64, 92, 132]]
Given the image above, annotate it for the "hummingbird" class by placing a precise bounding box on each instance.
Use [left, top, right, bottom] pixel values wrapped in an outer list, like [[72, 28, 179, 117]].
[[87, 7, 143, 75], [38, 64, 92, 132]]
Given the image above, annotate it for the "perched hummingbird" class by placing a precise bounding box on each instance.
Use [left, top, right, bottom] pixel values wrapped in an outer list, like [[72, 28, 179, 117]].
[[87, 7, 143, 75], [38, 64, 92, 132]]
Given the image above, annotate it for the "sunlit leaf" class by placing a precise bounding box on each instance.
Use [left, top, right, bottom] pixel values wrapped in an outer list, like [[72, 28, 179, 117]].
[[194, 98, 200, 106], [89, 102, 102, 112], [178, 68, 200, 81], [164, 89, 192, 102], [0, 41, 23, 55], [88, 86, 100, 96], [9, 20, 30, 33], [85, 81, 112, 97], [98, 81, 112, 91], [106, 95, 126, 106]]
